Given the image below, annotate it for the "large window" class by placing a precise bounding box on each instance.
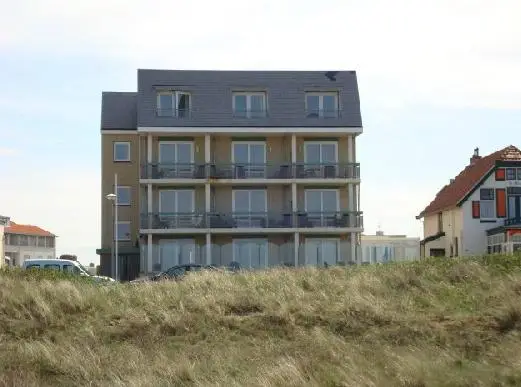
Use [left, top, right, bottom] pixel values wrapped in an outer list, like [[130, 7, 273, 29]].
[[157, 91, 191, 117], [233, 92, 267, 118], [305, 239, 339, 266], [305, 190, 339, 227], [159, 190, 195, 228], [304, 142, 337, 164], [232, 190, 267, 227], [113, 142, 130, 162], [232, 141, 266, 178], [306, 92, 338, 118], [480, 188, 495, 218], [232, 239, 268, 269], [156, 239, 196, 271], [158, 141, 194, 178]]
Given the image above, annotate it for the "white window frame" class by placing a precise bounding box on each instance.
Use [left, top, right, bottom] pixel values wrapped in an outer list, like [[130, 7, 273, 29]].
[[231, 141, 267, 178], [116, 221, 131, 241], [304, 189, 340, 212], [303, 141, 338, 164], [156, 91, 191, 117], [305, 92, 339, 117], [113, 142, 130, 162], [117, 186, 131, 206], [479, 188, 495, 219], [232, 189, 268, 213], [232, 92, 267, 118], [232, 238, 268, 269], [158, 141, 195, 164], [304, 238, 340, 266], [159, 189, 196, 214], [157, 239, 196, 270]]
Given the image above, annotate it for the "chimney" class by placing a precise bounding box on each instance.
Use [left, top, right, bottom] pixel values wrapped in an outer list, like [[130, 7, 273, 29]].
[[450, 178, 455, 184], [470, 147, 481, 165]]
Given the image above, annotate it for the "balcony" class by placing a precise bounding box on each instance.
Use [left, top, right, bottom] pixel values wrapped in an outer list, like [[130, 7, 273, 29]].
[[505, 217, 521, 226], [140, 211, 363, 231], [141, 162, 360, 180]]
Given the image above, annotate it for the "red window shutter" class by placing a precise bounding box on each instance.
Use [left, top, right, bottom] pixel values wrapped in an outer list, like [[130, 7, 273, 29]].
[[472, 201, 480, 218], [496, 189, 506, 217], [495, 168, 505, 181]]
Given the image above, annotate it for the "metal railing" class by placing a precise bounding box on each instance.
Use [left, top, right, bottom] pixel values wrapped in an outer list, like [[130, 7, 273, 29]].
[[505, 217, 521, 226], [141, 162, 360, 179], [140, 211, 363, 229], [232, 109, 268, 118], [156, 108, 192, 118], [306, 109, 340, 118], [139, 240, 357, 273]]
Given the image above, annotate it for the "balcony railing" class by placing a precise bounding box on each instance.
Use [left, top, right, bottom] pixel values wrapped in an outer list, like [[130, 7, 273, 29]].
[[505, 217, 521, 226], [141, 162, 360, 179], [141, 211, 363, 230]]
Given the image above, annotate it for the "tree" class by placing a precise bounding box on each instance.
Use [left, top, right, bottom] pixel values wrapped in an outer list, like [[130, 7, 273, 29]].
[[89, 262, 95, 267]]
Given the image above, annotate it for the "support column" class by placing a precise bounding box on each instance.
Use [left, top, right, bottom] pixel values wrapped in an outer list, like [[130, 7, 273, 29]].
[[294, 232, 300, 267], [147, 234, 153, 273], [351, 233, 357, 265], [206, 233, 212, 265]]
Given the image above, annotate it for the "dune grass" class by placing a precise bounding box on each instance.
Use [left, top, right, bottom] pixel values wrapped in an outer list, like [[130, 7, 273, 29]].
[[1, 256, 521, 386]]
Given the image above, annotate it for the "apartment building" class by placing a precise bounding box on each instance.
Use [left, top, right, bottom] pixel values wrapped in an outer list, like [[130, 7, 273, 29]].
[[98, 70, 363, 280], [4, 221, 56, 266], [417, 146, 521, 257], [0, 215, 9, 266], [361, 230, 420, 263]]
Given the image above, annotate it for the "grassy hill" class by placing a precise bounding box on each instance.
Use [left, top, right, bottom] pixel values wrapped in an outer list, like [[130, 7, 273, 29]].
[[1, 256, 521, 386]]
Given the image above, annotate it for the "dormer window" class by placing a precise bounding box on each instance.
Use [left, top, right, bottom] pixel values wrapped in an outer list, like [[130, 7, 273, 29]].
[[157, 91, 191, 117], [233, 92, 267, 118], [306, 92, 339, 118]]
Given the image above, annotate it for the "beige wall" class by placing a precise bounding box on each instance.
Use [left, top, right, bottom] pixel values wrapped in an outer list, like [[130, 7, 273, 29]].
[[101, 133, 140, 248], [423, 208, 463, 257]]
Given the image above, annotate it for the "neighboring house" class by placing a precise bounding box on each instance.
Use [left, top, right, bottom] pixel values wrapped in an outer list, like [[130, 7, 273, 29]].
[[417, 146, 521, 257], [0, 215, 10, 267], [4, 222, 56, 266], [97, 69, 364, 280], [361, 230, 420, 263]]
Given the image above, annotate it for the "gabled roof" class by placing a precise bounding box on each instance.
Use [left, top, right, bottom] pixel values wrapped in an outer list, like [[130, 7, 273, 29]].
[[5, 221, 55, 237], [417, 145, 521, 219]]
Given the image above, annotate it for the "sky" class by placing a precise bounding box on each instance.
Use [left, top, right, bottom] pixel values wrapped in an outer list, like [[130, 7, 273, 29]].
[[1, 0, 520, 266]]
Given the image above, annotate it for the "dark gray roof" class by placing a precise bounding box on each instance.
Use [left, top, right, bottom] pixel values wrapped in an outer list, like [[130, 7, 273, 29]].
[[101, 92, 137, 130], [101, 70, 363, 129]]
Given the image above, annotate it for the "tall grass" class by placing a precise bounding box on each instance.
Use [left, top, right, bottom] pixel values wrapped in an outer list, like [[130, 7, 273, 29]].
[[1, 256, 521, 386]]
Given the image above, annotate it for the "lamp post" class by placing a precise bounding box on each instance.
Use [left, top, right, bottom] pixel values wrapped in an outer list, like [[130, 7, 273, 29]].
[[106, 173, 118, 280]]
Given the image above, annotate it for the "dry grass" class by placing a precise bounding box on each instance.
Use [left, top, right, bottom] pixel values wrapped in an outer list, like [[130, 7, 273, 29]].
[[1, 256, 521, 386]]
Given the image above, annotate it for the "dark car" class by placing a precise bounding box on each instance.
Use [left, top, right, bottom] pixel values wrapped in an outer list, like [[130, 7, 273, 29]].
[[149, 264, 219, 282]]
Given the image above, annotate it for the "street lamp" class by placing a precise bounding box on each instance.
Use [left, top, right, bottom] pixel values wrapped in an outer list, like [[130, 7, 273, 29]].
[[106, 176, 118, 281]]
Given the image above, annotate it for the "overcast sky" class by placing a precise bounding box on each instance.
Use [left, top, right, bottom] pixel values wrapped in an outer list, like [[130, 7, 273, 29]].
[[1, 0, 520, 265]]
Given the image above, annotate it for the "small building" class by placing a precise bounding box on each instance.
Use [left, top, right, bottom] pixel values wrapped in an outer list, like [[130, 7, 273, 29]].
[[361, 231, 420, 263], [0, 216, 10, 267], [4, 221, 56, 266], [417, 146, 521, 257]]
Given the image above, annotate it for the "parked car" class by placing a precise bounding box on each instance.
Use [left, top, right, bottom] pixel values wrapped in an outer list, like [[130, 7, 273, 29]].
[[22, 259, 115, 283], [131, 263, 220, 283]]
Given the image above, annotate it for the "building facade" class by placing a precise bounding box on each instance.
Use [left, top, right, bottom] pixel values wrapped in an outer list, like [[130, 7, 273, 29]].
[[417, 146, 521, 257], [361, 231, 420, 263], [4, 221, 56, 266], [0, 216, 10, 267], [98, 70, 364, 280]]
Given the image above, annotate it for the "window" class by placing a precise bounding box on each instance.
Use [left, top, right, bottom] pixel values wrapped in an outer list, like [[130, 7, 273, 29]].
[[304, 141, 338, 177], [158, 141, 194, 178], [113, 142, 130, 162], [232, 190, 267, 227], [232, 239, 268, 269], [117, 186, 131, 206], [438, 212, 443, 232], [63, 264, 81, 274], [305, 239, 339, 266], [305, 190, 339, 227], [37, 236, 46, 247], [28, 236, 37, 246], [480, 188, 495, 218], [232, 141, 266, 178], [19, 235, 28, 246], [26, 264, 40, 270], [46, 237, 55, 248], [116, 221, 131, 241], [6, 234, 17, 245], [506, 168, 516, 180], [306, 92, 338, 118], [157, 239, 196, 271], [518, 168, 521, 180], [157, 91, 191, 117], [233, 92, 267, 118], [44, 264, 61, 271], [159, 190, 196, 228]]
